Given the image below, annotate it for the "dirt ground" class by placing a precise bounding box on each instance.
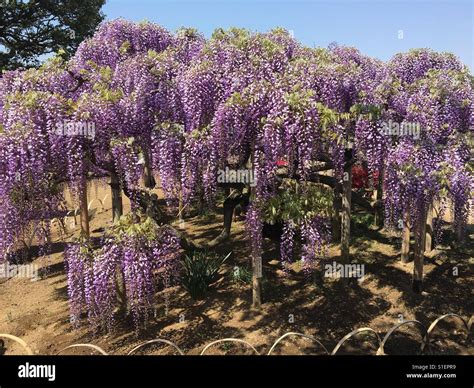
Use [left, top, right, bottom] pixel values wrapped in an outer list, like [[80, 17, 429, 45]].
[[0, 180, 472, 355]]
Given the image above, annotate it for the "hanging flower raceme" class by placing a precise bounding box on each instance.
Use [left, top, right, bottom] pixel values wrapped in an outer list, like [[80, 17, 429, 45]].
[[0, 59, 79, 262], [300, 216, 332, 273], [151, 123, 183, 207], [110, 137, 143, 204], [383, 50, 473, 237], [64, 215, 181, 332]]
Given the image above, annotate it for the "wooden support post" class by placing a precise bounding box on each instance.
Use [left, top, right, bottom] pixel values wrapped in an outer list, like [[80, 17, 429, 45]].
[[332, 180, 341, 242], [252, 255, 262, 309], [412, 209, 427, 293], [425, 202, 433, 253], [341, 148, 352, 262], [374, 164, 384, 228], [250, 155, 262, 310], [401, 210, 410, 263], [79, 177, 90, 238]]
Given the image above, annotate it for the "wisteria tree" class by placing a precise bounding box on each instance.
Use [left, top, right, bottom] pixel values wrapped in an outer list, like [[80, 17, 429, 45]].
[[0, 20, 472, 330]]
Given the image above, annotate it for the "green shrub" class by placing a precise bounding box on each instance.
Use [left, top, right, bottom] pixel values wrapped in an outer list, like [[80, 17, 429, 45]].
[[353, 212, 375, 229], [229, 265, 272, 293], [229, 265, 253, 284], [181, 251, 230, 299]]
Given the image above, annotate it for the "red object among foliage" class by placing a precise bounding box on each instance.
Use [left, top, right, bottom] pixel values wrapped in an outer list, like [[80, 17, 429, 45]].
[[276, 159, 288, 167], [352, 164, 379, 190], [352, 165, 368, 189]]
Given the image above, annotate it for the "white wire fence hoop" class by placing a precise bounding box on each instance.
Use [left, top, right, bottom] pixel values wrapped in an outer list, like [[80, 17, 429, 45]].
[[64, 208, 79, 229], [377, 320, 427, 355], [88, 198, 104, 212], [66, 208, 80, 218], [3, 243, 14, 262], [22, 222, 42, 249], [267, 332, 329, 355], [50, 217, 67, 235], [56, 343, 108, 355], [127, 339, 185, 355], [0, 333, 34, 355], [1, 314, 470, 356], [421, 313, 470, 352], [200, 338, 260, 355], [331, 327, 382, 355]]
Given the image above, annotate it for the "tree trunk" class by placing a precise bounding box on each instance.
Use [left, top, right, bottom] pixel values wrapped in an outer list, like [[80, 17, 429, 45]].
[[412, 209, 427, 293], [110, 171, 123, 223], [374, 164, 384, 228], [454, 201, 464, 245], [142, 147, 156, 189], [206, 189, 249, 247], [178, 190, 184, 228], [455, 221, 464, 245], [79, 177, 90, 238], [401, 210, 410, 263], [425, 202, 433, 253], [115, 265, 127, 313], [341, 159, 352, 262]]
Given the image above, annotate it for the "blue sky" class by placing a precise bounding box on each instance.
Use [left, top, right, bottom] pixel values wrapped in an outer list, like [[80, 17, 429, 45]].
[[103, 0, 473, 69]]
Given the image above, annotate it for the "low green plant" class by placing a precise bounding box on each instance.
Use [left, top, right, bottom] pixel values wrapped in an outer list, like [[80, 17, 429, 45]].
[[229, 265, 253, 284], [229, 265, 272, 293], [353, 212, 375, 230], [262, 180, 333, 225], [181, 251, 230, 299]]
